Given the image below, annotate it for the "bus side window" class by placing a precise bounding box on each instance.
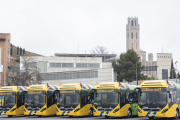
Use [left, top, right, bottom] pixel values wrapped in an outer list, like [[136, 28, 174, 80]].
[[81, 94, 87, 108], [88, 90, 94, 103], [176, 89, 180, 103], [120, 93, 126, 108], [47, 91, 54, 108]]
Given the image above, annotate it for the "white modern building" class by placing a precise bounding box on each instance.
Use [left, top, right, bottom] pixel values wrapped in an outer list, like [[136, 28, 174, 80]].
[[20, 54, 117, 86]]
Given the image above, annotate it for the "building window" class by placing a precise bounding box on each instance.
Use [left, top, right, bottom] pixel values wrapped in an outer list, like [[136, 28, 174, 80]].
[[136, 43, 137, 49], [168, 56, 169, 58], [131, 20, 133, 26], [170, 56, 171, 58], [50, 63, 61, 67], [158, 56, 159, 58], [76, 63, 100, 68], [62, 63, 73, 67], [166, 56, 167, 58], [160, 56, 161, 58], [131, 32, 133, 39], [135, 20, 136, 26], [41, 70, 98, 80], [136, 32, 137, 39], [127, 33, 129, 39], [88, 63, 100, 68], [49, 63, 73, 67], [132, 43, 133, 49]]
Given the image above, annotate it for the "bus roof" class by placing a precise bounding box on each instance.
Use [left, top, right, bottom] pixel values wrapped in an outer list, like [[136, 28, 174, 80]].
[[0, 86, 28, 92], [140, 80, 180, 89], [27, 85, 60, 91], [95, 82, 137, 90], [59, 84, 94, 90]]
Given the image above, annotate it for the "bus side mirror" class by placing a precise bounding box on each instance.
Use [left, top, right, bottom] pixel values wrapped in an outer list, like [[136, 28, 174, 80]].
[[132, 87, 142, 96]]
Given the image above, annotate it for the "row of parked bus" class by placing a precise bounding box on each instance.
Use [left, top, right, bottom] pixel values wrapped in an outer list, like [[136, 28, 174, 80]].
[[0, 80, 180, 119]]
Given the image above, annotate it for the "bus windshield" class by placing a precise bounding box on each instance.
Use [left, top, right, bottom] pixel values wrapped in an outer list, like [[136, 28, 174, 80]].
[[25, 91, 46, 108], [94, 89, 118, 110], [0, 92, 15, 108], [58, 90, 79, 108], [139, 87, 167, 110]]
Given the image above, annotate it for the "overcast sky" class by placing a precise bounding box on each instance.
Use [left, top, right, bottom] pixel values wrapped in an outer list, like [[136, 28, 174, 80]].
[[0, 0, 180, 70]]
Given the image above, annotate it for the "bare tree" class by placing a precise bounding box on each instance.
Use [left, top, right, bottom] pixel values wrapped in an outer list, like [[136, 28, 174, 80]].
[[8, 56, 42, 86], [91, 45, 109, 54]]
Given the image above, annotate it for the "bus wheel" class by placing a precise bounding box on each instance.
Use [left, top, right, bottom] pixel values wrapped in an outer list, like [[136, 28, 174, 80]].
[[127, 109, 132, 118], [89, 108, 93, 117], [8, 115, 13, 117], [175, 109, 179, 119], [105, 116, 109, 119], [148, 117, 154, 119]]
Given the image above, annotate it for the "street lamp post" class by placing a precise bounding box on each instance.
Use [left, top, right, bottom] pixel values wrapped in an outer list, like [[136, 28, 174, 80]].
[[175, 61, 178, 83], [136, 61, 138, 85], [172, 69, 174, 79]]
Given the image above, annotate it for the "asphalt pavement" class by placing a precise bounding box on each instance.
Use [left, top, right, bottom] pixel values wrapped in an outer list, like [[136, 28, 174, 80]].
[[0, 115, 180, 120]]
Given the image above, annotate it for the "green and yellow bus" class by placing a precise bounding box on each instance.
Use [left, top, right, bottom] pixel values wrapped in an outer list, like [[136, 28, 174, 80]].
[[138, 80, 180, 119], [93, 82, 140, 118], [0, 86, 27, 117], [56, 83, 94, 117], [24, 84, 60, 117]]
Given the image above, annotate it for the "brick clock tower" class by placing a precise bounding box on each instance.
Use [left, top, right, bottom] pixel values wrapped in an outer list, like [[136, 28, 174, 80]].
[[126, 17, 140, 56]]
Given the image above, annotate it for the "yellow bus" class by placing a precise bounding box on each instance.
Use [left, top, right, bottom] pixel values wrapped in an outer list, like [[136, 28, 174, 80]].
[[93, 82, 140, 118], [56, 83, 94, 117], [24, 84, 60, 117], [138, 80, 180, 119], [0, 86, 27, 117]]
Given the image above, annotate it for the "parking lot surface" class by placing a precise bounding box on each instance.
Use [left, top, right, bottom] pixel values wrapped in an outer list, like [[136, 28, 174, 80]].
[[0, 115, 179, 120]]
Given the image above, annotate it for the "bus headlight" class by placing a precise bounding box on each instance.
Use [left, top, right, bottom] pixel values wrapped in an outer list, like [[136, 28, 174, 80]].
[[40, 108, 46, 112], [138, 109, 142, 113], [113, 108, 119, 113], [162, 109, 168, 113], [74, 108, 80, 112], [10, 108, 16, 112]]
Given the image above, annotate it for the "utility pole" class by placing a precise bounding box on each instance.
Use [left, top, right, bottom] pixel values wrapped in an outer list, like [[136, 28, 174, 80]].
[[175, 61, 178, 83]]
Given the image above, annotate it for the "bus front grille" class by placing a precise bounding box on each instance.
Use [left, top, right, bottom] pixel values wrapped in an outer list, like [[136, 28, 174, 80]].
[[142, 108, 161, 112], [59, 108, 74, 111], [97, 108, 113, 111]]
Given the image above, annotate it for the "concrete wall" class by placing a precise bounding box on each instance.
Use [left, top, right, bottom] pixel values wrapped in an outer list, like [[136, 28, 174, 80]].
[[42, 68, 114, 86], [157, 53, 172, 80]]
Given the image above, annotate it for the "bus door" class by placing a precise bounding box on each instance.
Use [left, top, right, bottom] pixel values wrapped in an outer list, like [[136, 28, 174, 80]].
[[47, 90, 59, 114], [17, 91, 27, 113], [168, 87, 177, 114], [80, 89, 89, 115], [127, 90, 138, 116], [119, 88, 128, 114]]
